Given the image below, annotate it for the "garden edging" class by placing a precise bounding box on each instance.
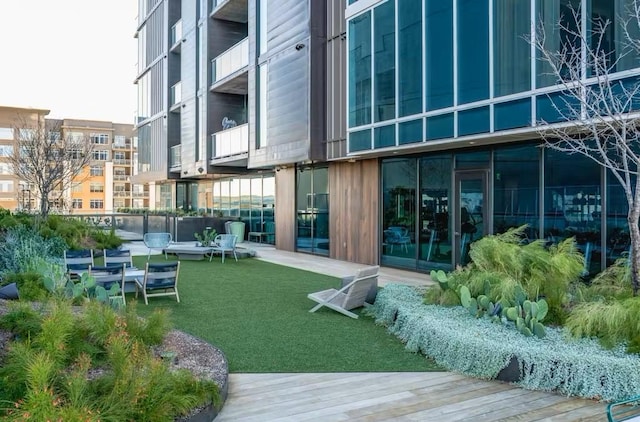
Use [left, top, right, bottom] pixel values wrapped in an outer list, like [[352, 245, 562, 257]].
[[370, 284, 640, 402]]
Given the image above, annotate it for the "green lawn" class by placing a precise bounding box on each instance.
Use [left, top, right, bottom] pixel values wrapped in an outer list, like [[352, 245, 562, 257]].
[[129, 256, 439, 373]]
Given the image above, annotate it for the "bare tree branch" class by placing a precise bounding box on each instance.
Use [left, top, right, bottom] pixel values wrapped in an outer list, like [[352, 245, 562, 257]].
[[8, 117, 94, 216], [533, 1, 640, 293]]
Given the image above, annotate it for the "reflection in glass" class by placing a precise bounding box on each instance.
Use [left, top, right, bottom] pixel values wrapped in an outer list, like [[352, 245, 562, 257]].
[[494, 145, 540, 239], [418, 156, 452, 270], [374, 0, 395, 122], [494, 0, 531, 96], [458, 0, 489, 104], [606, 171, 631, 265], [425, 0, 453, 110], [296, 167, 329, 256], [348, 12, 372, 127], [544, 149, 601, 275], [382, 159, 416, 269], [398, 0, 422, 117]]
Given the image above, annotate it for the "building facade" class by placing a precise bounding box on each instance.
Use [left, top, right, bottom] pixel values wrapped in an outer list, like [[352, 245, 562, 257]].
[[0, 106, 144, 214], [135, 0, 640, 275]]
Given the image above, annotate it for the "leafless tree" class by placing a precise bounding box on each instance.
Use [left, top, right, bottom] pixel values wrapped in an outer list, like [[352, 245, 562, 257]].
[[9, 117, 94, 217], [533, 1, 640, 293]]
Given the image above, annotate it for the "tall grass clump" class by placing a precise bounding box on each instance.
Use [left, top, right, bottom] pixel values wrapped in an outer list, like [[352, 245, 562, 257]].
[[0, 299, 219, 421]]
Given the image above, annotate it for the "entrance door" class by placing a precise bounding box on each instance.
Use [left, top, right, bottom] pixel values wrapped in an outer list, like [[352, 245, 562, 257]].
[[455, 171, 488, 266]]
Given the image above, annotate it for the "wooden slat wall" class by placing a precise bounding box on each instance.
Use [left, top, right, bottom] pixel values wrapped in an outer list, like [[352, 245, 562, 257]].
[[275, 167, 296, 251], [329, 159, 379, 265]]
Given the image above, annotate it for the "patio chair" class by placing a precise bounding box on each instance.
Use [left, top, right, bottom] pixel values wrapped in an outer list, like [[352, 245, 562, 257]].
[[89, 264, 127, 306], [384, 228, 411, 253], [606, 394, 640, 421], [64, 249, 95, 278], [210, 234, 238, 263], [135, 261, 181, 305], [143, 232, 172, 260], [308, 266, 380, 319], [103, 249, 134, 268]]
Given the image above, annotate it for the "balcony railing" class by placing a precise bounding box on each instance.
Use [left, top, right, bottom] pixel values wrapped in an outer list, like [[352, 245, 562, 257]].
[[170, 20, 182, 46], [112, 159, 131, 165], [211, 38, 248, 84], [170, 82, 182, 106], [113, 191, 131, 198], [170, 145, 181, 168], [132, 192, 149, 198], [210, 123, 248, 159], [113, 174, 130, 181], [112, 141, 132, 150]]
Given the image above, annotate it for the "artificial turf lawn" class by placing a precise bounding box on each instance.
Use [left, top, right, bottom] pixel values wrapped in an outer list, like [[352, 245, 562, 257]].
[[131, 256, 439, 373]]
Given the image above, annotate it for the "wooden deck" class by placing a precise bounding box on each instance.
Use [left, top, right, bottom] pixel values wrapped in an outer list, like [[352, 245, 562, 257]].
[[215, 372, 607, 421]]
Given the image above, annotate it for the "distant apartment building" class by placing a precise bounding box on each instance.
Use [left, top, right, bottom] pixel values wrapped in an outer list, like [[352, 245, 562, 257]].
[[0, 106, 148, 214]]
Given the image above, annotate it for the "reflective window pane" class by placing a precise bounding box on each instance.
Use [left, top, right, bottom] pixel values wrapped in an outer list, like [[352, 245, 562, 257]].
[[348, 12, 372, 127], [399, 119, 423, 145], [399, 0, 422, 117], [495, 99, 532, 131], [426, 0, 454, 110], [494, 145, 540, 239], [426, 113, 454, 141], [458, 0, 489, 104], [374, 0, 395, 122], [419, 155, 452, 269], [374, 124, 396, 149], [458, 107, 490, 137], [349, 129, 372, 152], [494, 0, 531, 96]]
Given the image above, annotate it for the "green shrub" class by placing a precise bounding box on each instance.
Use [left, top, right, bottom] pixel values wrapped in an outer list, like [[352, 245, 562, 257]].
[[1, 271, 48, 301], [0, 299, 219, 420], [447, 225, 584, 325], [0, 301, 43, 339], [90, 228, 124, 250]]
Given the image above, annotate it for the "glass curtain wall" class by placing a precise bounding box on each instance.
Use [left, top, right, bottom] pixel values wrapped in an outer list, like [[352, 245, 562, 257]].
[[494, 0, 531, 96], [544, 150, 602, 275], [381, 159, 417, 268], [348, 11, 372, 127], [296, 167, 330, 256], [374, 0, 395, 122], [398, 0, 422, 117], [425, 0, 453, 110], [493, 145, 540, 239], [418, 155, 452, 269], [212, 175, 276, 245]]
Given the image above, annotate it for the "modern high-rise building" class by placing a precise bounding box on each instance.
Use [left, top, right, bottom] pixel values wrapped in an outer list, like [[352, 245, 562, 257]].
[[135, 0, 640, 275], [0, 106, 146, 214]]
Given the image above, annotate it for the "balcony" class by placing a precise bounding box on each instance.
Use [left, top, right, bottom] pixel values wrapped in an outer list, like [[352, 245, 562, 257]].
[[113, 174, 130, 181], [170, 20, 182, 53], [113, 191, 132, 198], [113, 159, 131, 166], [170, 145, 181, 172], [210, 0, 248, 23], [210, 38, 248, 94], [210, 123, 248, 166], [132, 191, 149, 198], [112, 141, 133, 150], [170, 82, 182, 112]]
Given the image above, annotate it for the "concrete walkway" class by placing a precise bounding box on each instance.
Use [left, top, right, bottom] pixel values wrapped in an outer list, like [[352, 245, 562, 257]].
[[124, 240, 606, 421]]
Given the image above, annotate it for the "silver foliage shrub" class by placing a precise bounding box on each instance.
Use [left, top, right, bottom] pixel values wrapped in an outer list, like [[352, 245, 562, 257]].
[[0, 226, 67, 276], [371, 284, 640, 402]]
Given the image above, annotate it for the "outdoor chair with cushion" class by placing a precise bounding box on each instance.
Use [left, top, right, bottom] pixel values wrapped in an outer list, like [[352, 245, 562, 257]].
[[135, 261, 181, 305], [308, 266, 380, 319], [103, 249, 134, 268], [64, 249, 95, 278], [89, 264, 127, 306], [210, 234, 238, 263], [143, 232, 172, 260], [384, 228, 411, 253]]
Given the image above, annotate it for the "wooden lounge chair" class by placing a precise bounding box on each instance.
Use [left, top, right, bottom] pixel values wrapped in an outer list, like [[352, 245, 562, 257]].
[[135, 261, 181, 305], [103, 249, 134, 268], [308, 266, 380, 319]]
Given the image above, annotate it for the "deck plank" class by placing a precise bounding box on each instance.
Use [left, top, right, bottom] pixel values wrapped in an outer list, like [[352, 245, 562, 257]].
[[215, 372, 607, 422]]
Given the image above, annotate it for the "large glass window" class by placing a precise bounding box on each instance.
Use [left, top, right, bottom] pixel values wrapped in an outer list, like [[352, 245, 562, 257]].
[[615, 0, 640, 71], [296, 167, 329, 256], [537, 0, 582, 87], [382, 158, 416, 268], [458, 0, 489, 104], [349, 11, 372, 127], [398, 0, 422, 117], [606, 170, 631, 265], [419, 155, 452, 269], [494, 0, 531, 96], [425, 0, 453, 110], [544, 149, 601, 275], [494, 145, 540, 239], [374, 0, 395, 122]]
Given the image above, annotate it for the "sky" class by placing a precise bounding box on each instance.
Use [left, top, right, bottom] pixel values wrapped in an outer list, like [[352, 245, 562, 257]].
[[0, 0, 138, 124]]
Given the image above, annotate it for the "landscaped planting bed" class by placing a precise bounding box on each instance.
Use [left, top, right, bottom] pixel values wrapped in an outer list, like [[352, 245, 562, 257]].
[[371, 283, 640, 402]]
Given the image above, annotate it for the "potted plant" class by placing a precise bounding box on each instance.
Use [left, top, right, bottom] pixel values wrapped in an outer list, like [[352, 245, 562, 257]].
[[194, 227, 217, 247]]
